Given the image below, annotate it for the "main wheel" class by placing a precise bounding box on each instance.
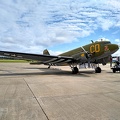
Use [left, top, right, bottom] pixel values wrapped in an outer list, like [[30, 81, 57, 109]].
[[48, 65, 50, 69], [72, 67, 79, 74], [95, 67, 101, 73], [113, 69, 116, 73]]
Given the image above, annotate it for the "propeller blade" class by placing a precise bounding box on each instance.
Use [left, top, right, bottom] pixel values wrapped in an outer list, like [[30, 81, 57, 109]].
[[81, 46, 92, 68]]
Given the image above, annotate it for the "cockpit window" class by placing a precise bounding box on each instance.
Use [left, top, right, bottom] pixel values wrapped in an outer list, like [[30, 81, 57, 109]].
[[95, 40, 111, 44], [103, 41, 111, 44]]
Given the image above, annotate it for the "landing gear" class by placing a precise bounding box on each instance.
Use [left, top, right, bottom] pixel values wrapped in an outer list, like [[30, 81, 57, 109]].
[[70, 63, 79, 74], [48, 65, 51, 69], [95, 67, 101, 73], [72, 67, 79, 74]]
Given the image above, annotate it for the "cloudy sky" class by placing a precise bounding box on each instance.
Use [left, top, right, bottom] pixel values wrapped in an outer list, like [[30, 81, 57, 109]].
[[0, 0, 120, 55]]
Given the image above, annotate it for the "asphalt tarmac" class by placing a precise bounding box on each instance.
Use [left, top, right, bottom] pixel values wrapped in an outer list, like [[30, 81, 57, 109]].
[[0, 63, 120, 120]]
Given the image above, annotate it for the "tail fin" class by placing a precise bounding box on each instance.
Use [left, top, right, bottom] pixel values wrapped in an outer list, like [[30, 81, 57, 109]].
[[43, 49, 50, 55]]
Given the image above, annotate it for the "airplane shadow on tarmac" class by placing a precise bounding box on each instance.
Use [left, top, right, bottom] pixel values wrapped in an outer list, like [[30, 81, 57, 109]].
[[0, 67, 95, 77]]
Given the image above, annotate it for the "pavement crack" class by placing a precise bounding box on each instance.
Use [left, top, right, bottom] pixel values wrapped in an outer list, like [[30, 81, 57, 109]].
[[23, 78, 49, 120]]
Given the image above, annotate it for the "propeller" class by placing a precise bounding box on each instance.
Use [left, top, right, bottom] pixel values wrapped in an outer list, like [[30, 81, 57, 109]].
[[85, 52, 92, 68], [81, 46, 92, 68]]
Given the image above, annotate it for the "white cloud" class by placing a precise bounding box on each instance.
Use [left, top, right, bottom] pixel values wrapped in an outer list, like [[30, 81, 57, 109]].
[[0, 0, 120, 53], [115, 39, 120, 43], [96, 17, 115, 31], [113, 39, 120, 56], [97, 38, 110, 41], [49, 50, 62, 55], [113, 49, 120, 56]]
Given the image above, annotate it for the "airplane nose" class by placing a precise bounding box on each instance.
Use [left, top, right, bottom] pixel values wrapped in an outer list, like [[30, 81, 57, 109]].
[[107, 44, 119, 52]]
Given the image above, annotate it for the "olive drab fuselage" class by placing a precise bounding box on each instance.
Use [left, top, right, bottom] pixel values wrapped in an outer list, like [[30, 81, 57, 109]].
[[60, 41, 116, 57], [59, 41, 118, 63]]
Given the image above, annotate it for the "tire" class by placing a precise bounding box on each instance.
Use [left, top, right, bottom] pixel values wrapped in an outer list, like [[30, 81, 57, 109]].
[[72, 67, 78, 74], [113, 69, 116, 73], [95, 67, 101, 73]]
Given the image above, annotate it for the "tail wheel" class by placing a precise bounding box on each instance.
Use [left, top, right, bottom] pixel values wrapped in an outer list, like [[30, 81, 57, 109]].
[[95, 67, 101, 73], [113, 69, 116, 73], [72, 67, 79, 74]]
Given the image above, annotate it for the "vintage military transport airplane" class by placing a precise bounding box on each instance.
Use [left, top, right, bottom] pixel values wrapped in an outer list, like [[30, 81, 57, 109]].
[[0, 40, 119, 74]]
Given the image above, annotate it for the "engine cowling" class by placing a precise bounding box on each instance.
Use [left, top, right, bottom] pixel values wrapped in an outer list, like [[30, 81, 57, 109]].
[[72, 52, 92, 68], [72, 52, 91, 62]]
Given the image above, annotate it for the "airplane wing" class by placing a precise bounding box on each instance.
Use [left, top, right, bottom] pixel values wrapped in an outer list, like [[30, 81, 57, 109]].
[[0, 51, 74, 65]]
